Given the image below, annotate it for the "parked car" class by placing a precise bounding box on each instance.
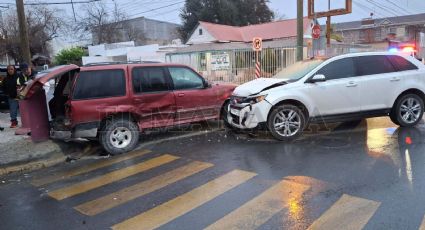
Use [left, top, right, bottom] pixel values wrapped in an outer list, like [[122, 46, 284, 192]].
[[226, 52, 425, 141], [0, 68, 8, 109], [22, 63, 236, 154]]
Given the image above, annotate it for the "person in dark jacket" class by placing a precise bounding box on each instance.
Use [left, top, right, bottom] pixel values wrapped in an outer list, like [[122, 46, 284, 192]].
[[1, 65, 19, 128]]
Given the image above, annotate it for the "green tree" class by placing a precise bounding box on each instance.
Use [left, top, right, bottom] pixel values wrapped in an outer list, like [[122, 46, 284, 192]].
[[179, 0, 274, 42], [54, 47, 86, 66]]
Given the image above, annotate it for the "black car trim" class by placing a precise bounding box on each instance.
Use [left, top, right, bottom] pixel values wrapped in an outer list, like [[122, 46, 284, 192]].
[[310, 109, 391, 123]]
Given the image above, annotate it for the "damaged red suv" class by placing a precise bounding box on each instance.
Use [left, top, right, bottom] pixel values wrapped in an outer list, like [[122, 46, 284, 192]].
[[23, 63, 236, 154]]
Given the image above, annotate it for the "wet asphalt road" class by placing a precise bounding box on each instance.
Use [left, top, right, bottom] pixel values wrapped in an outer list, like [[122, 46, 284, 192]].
[[1, 117, 425, 230]]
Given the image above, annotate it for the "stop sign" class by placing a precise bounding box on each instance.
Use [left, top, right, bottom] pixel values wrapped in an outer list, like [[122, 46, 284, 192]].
[[312, 25, 321, 39]]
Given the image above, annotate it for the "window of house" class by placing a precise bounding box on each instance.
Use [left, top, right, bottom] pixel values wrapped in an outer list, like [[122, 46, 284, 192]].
[[132, 67, 171, 93], [199, 29, 203, 35], [389, 27, 397, 34], [375, 28, 382, 41], [359, 30, 365, 40], [73, 70, 126, 100]]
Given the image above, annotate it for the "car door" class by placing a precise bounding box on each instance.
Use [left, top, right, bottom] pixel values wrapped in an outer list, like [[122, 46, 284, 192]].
[[354, 55, 405, 111], [306, 57, 360, 116], [130, 66, 176, 128], [168, 66, 219, 123]]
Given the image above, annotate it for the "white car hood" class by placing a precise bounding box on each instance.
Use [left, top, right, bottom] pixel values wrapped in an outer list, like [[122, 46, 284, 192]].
[[233, 78, 286, 96]]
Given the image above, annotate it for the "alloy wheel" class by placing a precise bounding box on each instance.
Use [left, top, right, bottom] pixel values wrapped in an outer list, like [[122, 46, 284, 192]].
[[273, 109, 301, 137], [399, 97, 422, 124]]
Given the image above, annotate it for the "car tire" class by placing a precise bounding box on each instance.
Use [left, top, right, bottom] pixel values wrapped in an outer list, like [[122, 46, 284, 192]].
[[389, 110, 400, 126], [393, 94, 424, 127], [99, 118, 140, 155], [267, 104, 306, 141]]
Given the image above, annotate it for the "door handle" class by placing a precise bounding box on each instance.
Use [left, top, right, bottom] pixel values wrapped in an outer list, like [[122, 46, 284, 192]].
[[178, 93, 185, 97], [134, 98, 143, 103], [346, 81, 358, 87], [390, 77, 400, 82]]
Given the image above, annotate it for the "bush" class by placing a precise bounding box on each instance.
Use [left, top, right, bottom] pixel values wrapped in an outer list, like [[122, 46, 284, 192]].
[[54, 47, 86, 66]]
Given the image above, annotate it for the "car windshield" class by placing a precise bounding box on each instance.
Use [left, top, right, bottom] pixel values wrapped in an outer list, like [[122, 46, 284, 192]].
[[273, 60, 324, 82]]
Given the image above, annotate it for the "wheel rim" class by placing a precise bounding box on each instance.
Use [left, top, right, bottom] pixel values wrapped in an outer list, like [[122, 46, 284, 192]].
[[273, 109, 301, 137], [109, 127, 132, 149], [399, 97, 422, 124]]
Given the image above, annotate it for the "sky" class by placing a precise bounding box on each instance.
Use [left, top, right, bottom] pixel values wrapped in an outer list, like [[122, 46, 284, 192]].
[[1, 0, 425, 25]]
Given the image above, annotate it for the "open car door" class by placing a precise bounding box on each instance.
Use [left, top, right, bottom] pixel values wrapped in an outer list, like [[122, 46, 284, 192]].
[[20, 65, 80, 99]]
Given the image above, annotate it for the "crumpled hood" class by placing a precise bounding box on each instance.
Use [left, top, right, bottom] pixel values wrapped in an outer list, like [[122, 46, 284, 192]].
[[232, 78, 286, 96]]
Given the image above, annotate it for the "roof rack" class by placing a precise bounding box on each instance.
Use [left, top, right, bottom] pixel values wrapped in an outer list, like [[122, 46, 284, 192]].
[[83, 61, 161, 67]]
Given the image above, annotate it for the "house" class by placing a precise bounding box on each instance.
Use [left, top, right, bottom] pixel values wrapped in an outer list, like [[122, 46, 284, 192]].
[[82, 40, 186, 65], [92, 17, 181, 46], [186, 18, 313, 45], [332, 13, 425, 56], [166, 18, 315, 84]]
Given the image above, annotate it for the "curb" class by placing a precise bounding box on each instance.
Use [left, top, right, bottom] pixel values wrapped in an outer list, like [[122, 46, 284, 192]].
[[0, 154, 66, 177]]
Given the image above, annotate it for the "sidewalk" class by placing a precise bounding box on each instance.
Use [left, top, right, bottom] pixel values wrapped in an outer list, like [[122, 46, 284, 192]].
[[0, 111, 79, 175]]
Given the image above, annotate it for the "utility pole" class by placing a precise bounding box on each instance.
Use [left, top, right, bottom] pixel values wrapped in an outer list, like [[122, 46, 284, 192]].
[[16, 0, 31, 65], [296, 0, 303, 61]]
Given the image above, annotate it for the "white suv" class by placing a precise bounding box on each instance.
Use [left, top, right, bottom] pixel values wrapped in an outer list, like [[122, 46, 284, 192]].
[[226, 52, 425, 141]]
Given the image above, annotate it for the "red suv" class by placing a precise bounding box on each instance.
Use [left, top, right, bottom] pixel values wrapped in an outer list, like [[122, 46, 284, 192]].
[[24, 63, 236, 154]]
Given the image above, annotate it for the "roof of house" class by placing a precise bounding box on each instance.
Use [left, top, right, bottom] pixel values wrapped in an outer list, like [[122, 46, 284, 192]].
[[196, 18, 312, 43], [332, 13, 425, 31]]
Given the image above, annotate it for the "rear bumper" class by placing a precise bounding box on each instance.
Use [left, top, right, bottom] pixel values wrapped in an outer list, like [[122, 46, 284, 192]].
[[227, 100, 272, 129]]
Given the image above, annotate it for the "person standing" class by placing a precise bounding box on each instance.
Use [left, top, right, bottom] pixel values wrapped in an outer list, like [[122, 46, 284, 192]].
[[1, 65, 20, 128]]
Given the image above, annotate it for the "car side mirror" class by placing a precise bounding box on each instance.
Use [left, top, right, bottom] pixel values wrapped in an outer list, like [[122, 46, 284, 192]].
[[204, 80, 212, 88], [309, 74, 326, 83]]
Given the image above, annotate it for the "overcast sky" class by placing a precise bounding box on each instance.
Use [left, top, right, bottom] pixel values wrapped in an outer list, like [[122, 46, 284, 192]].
[[93, 0, 425, 24], [2, 0, 425, 25], [0, 0, 424, 26]]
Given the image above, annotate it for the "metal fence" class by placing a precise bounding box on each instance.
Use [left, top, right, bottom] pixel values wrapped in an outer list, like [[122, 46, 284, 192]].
[[166, 44, 375, 84]]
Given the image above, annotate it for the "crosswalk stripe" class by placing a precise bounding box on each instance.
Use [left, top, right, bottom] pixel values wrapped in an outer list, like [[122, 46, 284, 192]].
[[31, 149, 152, 186], [419, 214, 425, 230], [307, 194, 381, 230], [74, 161, 214, 216], [111, 169, 257, 230], [48, 154, 179, 200], [205, 179, 310, 230]]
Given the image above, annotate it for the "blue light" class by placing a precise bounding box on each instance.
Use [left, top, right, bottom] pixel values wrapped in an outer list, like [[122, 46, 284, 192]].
[[389, 48, 398, 53]]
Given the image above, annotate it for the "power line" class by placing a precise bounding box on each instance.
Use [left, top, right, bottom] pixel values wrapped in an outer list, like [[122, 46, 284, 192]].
[[127, 1, 184, 18]]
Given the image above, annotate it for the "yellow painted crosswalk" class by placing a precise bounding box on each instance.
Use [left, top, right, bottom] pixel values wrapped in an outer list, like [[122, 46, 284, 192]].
[[111, 169, 257, 230], [205, 179, 310, 230], [74, 161, 213, 216], [30, 149, 402, 229], [307, 194, 381, 230], [48, 154, 179, 200], [419, 214, 425, 230], [31, 149, 151, 186]]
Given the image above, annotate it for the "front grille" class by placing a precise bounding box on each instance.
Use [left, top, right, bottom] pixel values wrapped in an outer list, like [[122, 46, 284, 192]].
[[231, 113, 240, 124]]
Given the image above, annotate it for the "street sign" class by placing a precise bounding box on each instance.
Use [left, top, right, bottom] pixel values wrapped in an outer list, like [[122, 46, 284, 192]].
[[312, 24, 321, 40], [252, 37, 262, 51]]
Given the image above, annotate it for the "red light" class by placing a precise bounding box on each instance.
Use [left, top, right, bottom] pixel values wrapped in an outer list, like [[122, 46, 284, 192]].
[[405, 136, 413, 145]]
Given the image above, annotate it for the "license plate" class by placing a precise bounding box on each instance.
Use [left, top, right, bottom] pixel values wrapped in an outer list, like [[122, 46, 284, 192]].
[[230, 108, 240, 116]]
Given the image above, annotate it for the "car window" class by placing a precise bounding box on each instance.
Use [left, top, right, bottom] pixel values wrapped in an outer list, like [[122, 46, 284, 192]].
[[132, 67, 171, 93], [315, 58, 356, 80], [168, 67, 204, 90], [387, 55, 418, 71], [355, 55, 396, 76], [73, 69, 126, 100]]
